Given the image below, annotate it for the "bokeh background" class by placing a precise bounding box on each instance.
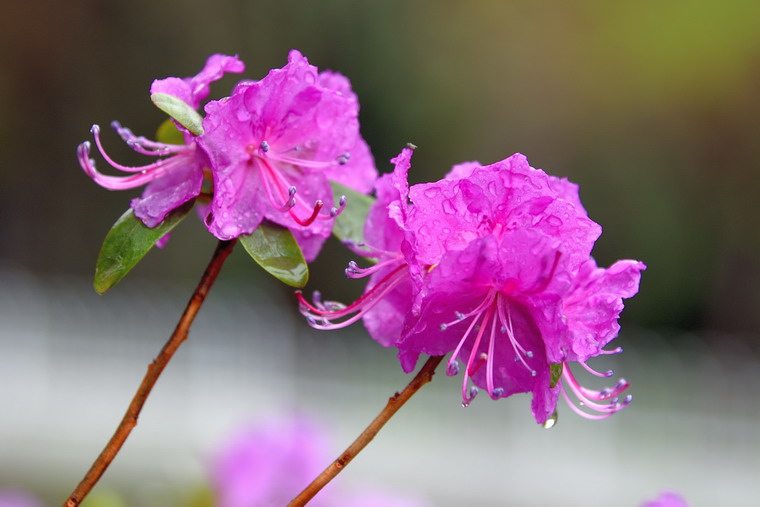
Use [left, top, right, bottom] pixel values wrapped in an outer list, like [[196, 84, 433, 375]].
[[2, 1, 759, 505]]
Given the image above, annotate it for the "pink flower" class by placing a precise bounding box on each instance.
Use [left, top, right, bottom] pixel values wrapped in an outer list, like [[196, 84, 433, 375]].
[[197, 50, 377, 260], [211, 415, 430, 507], [641, 491, 689, 507], [299, 149, 644, 424], [77, 54, 244, 227], [211, 416, 331, 507], [0, 490, 41, 507]]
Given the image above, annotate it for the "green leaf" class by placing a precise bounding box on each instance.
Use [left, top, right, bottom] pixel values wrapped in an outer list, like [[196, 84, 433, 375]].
[[330, 181, 375, 244], [239, 221, 309, 288], [155, 118, 185, 145], [94, 202, 194, 294], [549, 363, 564, 388], [150, 92, 204, 136]]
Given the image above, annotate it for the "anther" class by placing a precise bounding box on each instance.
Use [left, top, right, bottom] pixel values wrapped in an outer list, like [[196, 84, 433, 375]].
[[492, 387, 504, 397], [90, 124, 101, 135], [260, 140, 270, 152], [440, 323, 448, 331], [531, 370, 537, 377], [336, 152, 350, 165], [446, 361, 460, 376], [455, 311, 465, 320], [526, 351, 534, 358]]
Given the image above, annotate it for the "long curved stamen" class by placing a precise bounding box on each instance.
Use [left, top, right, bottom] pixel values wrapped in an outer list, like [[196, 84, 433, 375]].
[[111, 121, 186, 156], [440, 290, 497, 331], [560, 364, 632, 419], [297, 264, 408, 330], [446, 310, 484, 376], [77, 141, 180, 190], [579, 360, 614, 378], [258, 157, 326, 226], [345, 258, 405, 279], [264, 150, 351, 170], [461, 307, 493, 406], [90, 125, 183, 174], [485, 307, 499, 398], [498, 298, 535, 375]]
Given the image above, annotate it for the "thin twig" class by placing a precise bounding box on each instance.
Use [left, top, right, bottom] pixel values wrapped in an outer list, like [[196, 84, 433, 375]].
[[288, 355, 444, 506], [63, 239, 237, 507]]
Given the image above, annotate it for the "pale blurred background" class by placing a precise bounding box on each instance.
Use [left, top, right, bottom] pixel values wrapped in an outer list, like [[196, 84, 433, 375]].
[[1, 1, 759, 505]]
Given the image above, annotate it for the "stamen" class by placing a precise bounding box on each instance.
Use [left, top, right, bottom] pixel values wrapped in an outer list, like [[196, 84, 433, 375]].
[[290, 200, 323, 226], [344, 257, 403, 279], [89, 124, 182, 174], [110, 121, 185, 156], [559, 364, 632, 419], [460, 305, 495, 405], [446, 361, 460, 376], [297, 264, 408, 330], [579, 360, 614, 378], [77, 141, 180, 190], [328, 195, 347, 218], [600, 346, 623, 355], [462, 386, 479, 408], [498, 298, 534, 374]]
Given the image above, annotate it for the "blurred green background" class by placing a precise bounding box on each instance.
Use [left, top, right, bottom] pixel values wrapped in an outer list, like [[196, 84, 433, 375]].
[[1, 1, 759, 506]]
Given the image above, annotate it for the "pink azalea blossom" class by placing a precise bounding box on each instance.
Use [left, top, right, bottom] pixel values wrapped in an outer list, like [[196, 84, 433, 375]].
[[0, 490, 41, 507], [299, 149, 644, 424], [641, 491, 689, 507], [78, 54, 244, 227], [211, 416, 332, 507], [197, 50, 377, 260], [211, 415, 429, 507]]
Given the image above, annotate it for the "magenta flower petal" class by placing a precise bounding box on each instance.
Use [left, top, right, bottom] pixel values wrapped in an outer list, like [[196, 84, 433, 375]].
[[150, 54, 245, 109], [562, 258, 646, 362], [131, 154, 204, 227], [445, 160, 481, 179]]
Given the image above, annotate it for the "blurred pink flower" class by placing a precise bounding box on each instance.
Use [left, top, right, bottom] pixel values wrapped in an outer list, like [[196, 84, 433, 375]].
[[211, 415, 429, 507], [211, 416, 331, 507], [641, 491, 689, 507], [0, 490, 41, 507]]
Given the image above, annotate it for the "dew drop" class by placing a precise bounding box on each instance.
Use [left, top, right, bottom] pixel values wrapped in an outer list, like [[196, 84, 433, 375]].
[[543, 411, 558, 429]]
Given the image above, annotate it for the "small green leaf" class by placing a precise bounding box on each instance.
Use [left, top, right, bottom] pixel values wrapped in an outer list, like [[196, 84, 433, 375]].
[[239, 221, 309, 288], [330, 181, 375, 244], [94, 202, 194, 294], [549, 363, 564, 388], [150, 92, 204, 136], [155, 118, 185, 145]]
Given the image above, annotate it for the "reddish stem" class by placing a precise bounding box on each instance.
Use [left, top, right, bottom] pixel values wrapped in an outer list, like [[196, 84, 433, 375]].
[[63, 239, 237, 507], [288, 355, 444, 506]]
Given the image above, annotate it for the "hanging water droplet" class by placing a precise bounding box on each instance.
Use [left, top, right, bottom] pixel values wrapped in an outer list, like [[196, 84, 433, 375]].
[[543, 411, 558, 429]]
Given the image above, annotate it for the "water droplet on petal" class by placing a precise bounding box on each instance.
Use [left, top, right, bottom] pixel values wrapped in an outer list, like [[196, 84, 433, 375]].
[[543, 411, 558, 429]]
